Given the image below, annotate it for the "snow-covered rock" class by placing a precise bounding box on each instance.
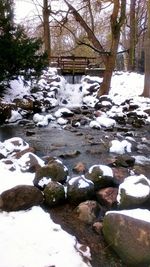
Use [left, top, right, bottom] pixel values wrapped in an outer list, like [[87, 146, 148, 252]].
[[117, 174, 150, 208], [109, 139, 132, 154]]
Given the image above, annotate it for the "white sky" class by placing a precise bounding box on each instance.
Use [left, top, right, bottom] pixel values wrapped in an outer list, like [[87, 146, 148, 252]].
[[14, 0, 40, 22]]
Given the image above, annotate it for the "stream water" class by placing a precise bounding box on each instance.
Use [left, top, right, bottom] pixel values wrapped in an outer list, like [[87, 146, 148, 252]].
[[0, 122, 111, 175]]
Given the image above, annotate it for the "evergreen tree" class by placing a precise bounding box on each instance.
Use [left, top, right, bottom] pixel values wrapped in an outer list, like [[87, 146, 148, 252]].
[[0, 0, 48, 86]]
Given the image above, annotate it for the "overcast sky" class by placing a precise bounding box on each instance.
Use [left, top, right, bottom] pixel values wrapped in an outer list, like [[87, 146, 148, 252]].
[[15, 0, 40, 22]]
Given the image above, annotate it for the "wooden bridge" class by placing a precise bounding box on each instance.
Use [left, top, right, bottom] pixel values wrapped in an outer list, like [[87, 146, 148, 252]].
[[49, 56, 105, 77]]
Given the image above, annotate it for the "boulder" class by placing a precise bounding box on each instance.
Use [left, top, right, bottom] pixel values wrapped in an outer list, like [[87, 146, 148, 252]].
[[96, 187, 118, 208], [44, 181, 65, 207], [86, 164, 117, 190], [110, 155, 135, 168], [112, 167, 129, 184], [13, 97, 34, 110], [117, 174, 150, 209], [67, 175, 94, 204], [0, 185, 43, 211], [0, 103, 13, 124], [73, 162, 87, 174], [34, 160, 68, 189], [103, 209, 150, 266], [75, 200, 101, 224]]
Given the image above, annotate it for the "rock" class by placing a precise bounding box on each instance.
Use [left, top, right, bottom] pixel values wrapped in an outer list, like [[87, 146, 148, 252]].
[[26, 130, 36, 136], [0, 159, 16, 171], [13, 98, 34, 110], [110, 155, 135, 167], [4, 137, 29, 153], [95, 96, 113, 111], [93, 221, 103, 234], [86, 164, 117, 190], [96, 187, 118, 208], [44, 181, 65, 207], [33, 100, 43, 113], [67, 175, 94, 204], [73, 162, 87, 174], [34, 160, 68, 189], [0, 185, 43, 211], [103, 210, 150, 266], [117, 174, 150, 209], [59, 150, 81, 159], [54, 107, 74, 118], [14, 147, 35, 159], [112, 167, 129, 184], [75, 200, 101, 224], [17, 152, 44, 172], [0, 103, 13, 124]]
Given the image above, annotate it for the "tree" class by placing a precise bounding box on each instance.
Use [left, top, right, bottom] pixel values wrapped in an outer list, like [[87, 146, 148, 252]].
[[64, 0, 126, 96], [128, 0, 136, 71], [0, 0, 48, 87], [142, 0, 150, 97], [43, 0, 51, 58], [99, 0, 126, 95]]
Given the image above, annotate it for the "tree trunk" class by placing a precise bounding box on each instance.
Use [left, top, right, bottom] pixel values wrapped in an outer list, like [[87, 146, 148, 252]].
[[128, 0, 136, 71], [142, 0, 150, 97], [97, 0, 126, 96], [43, 0, 51, 59], [99, 37, 120, 96]]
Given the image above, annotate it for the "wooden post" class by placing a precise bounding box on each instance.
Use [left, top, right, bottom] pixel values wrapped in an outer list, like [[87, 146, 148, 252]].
[[72, 55, 75, 83]]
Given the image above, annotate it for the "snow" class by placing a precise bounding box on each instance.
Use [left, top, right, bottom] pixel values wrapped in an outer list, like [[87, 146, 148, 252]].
[[78, 177, 93, 189], [68, 176, 93, 188], [38, 177, 52, 188], [96, 116, 116, 128], [109, 139, 132, 154], [7, 110, 22, 123], [109, 71, 144, 103], [54, 107, 73, 118], [0, 206, 91, 267], [117, 174, 150, 203], [0, 164, 34, 194], [3, 78, 30, 103], [1, 137, 29, 157], [57, 117, 68, 125], [89, 164, 113, 177], [133, 155, 150, 165], [89, 120, 101, 129], [17, 152, 45, 171]]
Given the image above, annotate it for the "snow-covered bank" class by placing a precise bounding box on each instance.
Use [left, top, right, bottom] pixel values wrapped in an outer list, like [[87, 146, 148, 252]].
[[0, 206, 91, 267], [0, 136, 91, 267], [2, 70, 144, 106]]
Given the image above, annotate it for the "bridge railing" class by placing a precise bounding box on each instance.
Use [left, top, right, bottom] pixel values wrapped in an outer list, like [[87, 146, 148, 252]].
[[49, 56, 102, 74]]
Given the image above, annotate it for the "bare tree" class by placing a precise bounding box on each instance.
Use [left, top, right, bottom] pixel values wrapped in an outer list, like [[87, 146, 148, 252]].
[[128, 0, 136, 71], [43, 0, 51, 58], [99, 0, 126, 95], [142, 0, 150, 97]]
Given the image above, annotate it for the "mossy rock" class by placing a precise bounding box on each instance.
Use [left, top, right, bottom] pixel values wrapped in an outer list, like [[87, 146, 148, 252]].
[[44, 181, 65, 207]]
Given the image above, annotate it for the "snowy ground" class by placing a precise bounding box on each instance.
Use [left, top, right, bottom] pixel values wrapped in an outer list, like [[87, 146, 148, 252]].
[[0, 147, 91, 267], [1, 69, 150, 267]]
